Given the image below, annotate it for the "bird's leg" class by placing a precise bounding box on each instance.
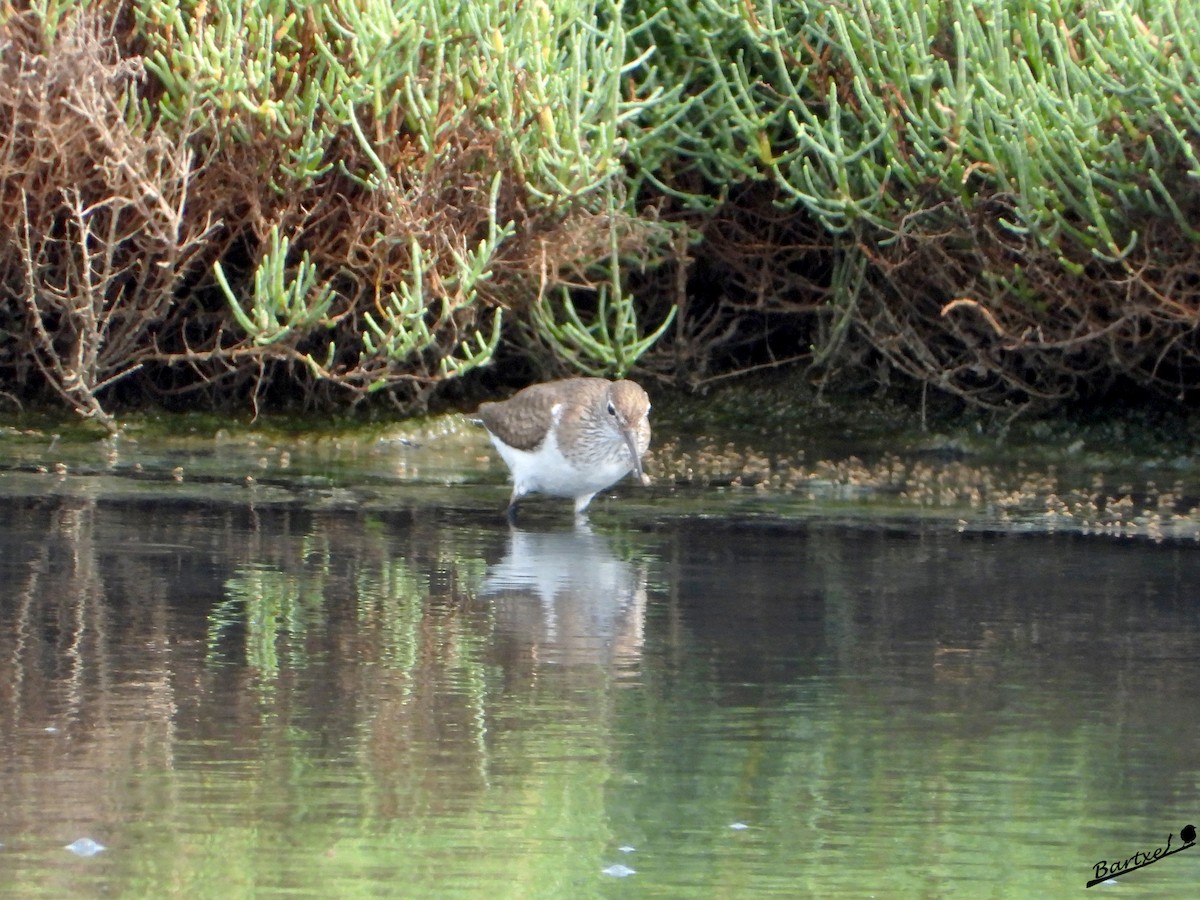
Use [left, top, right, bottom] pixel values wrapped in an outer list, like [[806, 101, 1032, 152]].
[[505, 484, 528, 525]]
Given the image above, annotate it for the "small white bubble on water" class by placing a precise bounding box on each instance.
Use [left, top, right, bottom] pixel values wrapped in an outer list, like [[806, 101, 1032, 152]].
[[65, 838, 105, 857], [602, 864, 636, 877]]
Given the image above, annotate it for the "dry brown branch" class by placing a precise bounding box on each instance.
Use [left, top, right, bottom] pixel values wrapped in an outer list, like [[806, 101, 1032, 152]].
[[940, 298, 1007, 338]]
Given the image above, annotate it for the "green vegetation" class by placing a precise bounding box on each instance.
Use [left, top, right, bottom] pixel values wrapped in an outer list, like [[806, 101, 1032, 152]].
[[631, 0, 1200, 407], [1, 1, 1198, 427]]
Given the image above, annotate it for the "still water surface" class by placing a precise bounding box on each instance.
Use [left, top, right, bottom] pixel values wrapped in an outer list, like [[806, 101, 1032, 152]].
[[0, 430, 1199, 897]]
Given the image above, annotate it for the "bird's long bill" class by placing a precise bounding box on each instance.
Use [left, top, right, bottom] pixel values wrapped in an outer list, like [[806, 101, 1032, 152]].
[[623, 428, 648, 486]]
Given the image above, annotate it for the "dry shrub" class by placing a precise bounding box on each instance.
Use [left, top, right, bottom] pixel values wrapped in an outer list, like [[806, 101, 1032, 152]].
[[0, 11, 212, 428], [642, 179, 1200, 411], [0, 7, 664, 422], [155, 108, 657, 413], [634, 184, 841, 390], [850, 194, 1200, 409]]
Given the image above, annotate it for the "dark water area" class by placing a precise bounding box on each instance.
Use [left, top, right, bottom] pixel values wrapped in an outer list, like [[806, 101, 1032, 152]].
[[1, 457, 1199, 896]]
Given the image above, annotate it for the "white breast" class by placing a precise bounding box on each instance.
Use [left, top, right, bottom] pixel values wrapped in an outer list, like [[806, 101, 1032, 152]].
[[490, 422, 634, 500]]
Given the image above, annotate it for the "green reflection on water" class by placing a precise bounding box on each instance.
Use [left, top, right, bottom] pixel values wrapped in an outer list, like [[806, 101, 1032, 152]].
[[2, 457, 1200, 896]]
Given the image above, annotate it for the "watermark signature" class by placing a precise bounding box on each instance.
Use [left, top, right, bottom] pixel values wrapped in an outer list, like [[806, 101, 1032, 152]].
[[1086, 823, 1196, 888]]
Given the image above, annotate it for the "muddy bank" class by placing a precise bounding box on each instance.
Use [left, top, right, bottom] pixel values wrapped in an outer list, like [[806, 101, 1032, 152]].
[[2, 383, 1200, 541]]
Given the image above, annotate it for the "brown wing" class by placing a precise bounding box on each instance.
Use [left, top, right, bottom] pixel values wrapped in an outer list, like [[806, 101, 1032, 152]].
[[477, 382, 565, 451]]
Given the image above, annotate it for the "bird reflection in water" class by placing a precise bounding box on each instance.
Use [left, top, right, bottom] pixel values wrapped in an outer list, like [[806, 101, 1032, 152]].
[[481, 526, 647, 670]]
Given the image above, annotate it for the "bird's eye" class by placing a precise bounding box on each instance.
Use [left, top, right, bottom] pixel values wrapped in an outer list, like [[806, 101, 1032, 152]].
[[607, 402, 617, 416]]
